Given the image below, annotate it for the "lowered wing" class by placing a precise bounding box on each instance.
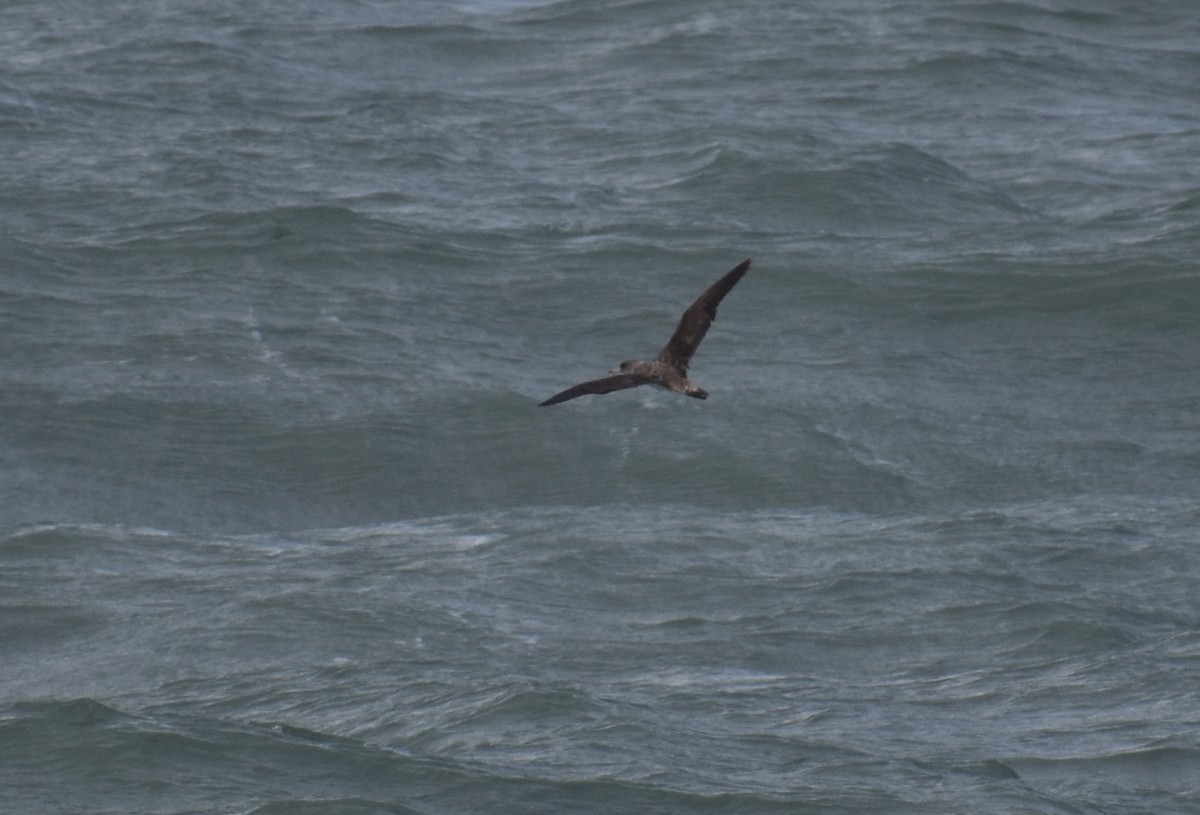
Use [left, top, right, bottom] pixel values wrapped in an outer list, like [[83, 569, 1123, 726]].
[[539, 373, 648, 406]]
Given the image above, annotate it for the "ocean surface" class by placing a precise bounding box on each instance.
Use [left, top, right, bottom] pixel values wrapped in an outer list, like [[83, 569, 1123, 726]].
[[3, 1, 1199, 812]]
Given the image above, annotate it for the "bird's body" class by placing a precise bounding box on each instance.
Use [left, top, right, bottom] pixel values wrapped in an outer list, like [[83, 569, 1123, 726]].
[[539, 259, 750, 406]]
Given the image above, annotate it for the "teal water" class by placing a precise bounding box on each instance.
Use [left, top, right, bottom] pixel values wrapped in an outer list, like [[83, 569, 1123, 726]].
[[2, 1, 1199, 813]]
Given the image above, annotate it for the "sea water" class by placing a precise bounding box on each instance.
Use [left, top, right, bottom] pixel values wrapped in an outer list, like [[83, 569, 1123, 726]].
[[2, 1, 1199, 812]]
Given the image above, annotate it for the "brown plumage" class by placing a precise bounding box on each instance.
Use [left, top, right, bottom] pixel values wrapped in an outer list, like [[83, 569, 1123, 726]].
[[539, 259, 750, 406]]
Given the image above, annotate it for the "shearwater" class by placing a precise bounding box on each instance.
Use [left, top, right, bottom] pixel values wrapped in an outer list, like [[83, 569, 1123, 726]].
[[540, 259, 750, 406]]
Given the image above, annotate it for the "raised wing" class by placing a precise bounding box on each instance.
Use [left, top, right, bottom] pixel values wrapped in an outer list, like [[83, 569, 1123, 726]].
[[656, 258, 750, 375], [538, 373, 648, 406]]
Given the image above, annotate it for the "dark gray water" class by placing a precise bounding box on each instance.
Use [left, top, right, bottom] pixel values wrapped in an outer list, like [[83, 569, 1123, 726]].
[[3, 1, 1199, 813]]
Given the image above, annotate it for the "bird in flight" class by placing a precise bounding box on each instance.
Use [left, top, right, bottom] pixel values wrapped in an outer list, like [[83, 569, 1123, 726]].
[[539, 258, 751, 406]]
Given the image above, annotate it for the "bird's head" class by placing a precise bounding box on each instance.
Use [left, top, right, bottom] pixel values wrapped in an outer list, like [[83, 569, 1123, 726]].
[[610, 359, 639, 375]]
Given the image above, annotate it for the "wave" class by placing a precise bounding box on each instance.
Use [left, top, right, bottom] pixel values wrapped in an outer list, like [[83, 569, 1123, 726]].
[[0, 697, 847, 815], [1007, 745, 1200, 795]]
